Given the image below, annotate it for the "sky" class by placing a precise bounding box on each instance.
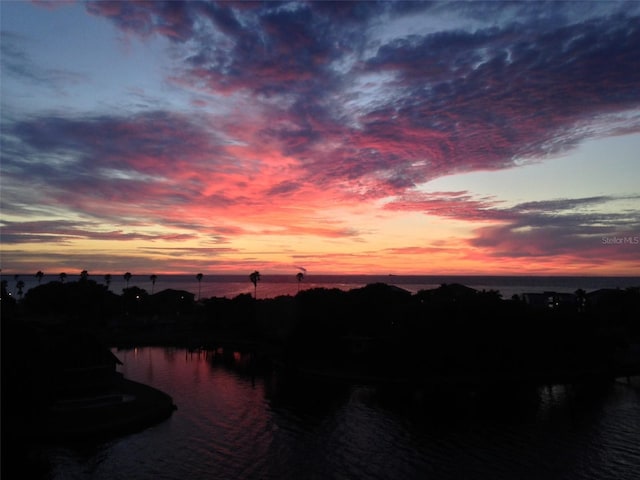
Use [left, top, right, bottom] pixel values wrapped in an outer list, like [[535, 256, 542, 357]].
[[1, 0, 639, 276]]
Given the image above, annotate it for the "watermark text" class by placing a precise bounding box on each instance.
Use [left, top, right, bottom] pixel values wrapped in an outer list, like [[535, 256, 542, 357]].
[[602, 235, 639, 245]]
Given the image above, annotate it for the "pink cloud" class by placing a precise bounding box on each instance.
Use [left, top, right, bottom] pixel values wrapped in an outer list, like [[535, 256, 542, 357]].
[[385, 191, 508, 222], [5, 2, 639, 274]]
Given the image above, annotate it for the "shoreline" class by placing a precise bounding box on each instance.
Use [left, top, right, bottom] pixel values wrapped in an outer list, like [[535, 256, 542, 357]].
[[37, 378, 176, 442]]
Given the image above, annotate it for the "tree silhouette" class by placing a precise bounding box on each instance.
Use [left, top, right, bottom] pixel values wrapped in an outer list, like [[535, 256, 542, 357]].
[[296, 272, 304, 292], [124, 272, 132, 289], [250, 271, 261, 299], [80, 270, 89, 281], [575, 288, 587, 312], [150, 274, 157, 294], [16, 280, 25, 300], [35, 270, 44, 284], [59, 272, 67, 283], [196, 273, 203, 301], [104, 274, 112, 290]]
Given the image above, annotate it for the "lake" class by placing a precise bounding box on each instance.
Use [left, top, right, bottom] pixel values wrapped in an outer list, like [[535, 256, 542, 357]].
[[44, 346, 640, 479]]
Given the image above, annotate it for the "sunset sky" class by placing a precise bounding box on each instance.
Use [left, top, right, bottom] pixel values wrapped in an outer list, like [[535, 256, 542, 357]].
[[1, 0, 639, 276]]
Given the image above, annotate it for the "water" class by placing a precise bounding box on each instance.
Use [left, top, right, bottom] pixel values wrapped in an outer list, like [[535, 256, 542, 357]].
[[6, 273, 640, 301], [45, 347, 640, 480]]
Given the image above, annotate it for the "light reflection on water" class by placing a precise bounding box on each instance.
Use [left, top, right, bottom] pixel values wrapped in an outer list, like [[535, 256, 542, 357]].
[[46, 347, 640, 480]]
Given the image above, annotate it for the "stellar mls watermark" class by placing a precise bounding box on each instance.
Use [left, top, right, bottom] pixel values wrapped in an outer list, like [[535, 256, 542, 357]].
[[602, 235, 639, 245]]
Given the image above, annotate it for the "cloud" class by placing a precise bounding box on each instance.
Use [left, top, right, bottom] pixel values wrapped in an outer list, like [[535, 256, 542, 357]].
[[385, 190, 507, 222], [0, 219, 197, 245], [265, 180, 302, 197], [138, 246, 238, 257], [2, 110, 236, 220], [469, 196, 640, 261], [2, 102, 362, 243], [0, 31, 88, 90], [0, 249, 207, 275], [65, 3, 640, 200], [4, 1, 639, 274], [387, 190, 640, 263], [31, 0, 75, 10], [356, 13, 640, 180]]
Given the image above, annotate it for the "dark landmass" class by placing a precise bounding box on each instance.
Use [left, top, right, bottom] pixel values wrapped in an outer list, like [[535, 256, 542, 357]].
[[2, 279, 640, 478], [4, 279, 640, 383]]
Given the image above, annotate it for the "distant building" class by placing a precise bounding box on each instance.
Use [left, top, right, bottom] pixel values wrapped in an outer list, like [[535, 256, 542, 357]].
[[523, 291, 576, 309], [586, 288, 624, 309], [418, 283, 478, 302], [151, 288, 195, 317], [522, 292, 549, 308]]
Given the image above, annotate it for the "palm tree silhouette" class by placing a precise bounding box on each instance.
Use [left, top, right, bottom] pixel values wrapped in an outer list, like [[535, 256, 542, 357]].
[[104, 274, 112, 290], [196, 273, 203, 301], [150, 274, 157, 294], [124, 272, 132, 289], [296, 272, 304, 292], [250, 271, 261, 299], [35, 270, 44, 284], [59, 272, 67, 283]]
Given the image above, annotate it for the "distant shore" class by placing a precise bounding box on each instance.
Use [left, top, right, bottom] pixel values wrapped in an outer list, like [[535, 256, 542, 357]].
[[3, 273, 639, 301]]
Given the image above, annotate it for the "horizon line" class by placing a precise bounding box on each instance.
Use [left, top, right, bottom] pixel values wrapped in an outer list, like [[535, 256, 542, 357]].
[[3, 272, 640, 279]]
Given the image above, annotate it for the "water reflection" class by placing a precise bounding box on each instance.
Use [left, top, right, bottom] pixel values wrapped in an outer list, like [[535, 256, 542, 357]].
[[45, 347, 640, 480]]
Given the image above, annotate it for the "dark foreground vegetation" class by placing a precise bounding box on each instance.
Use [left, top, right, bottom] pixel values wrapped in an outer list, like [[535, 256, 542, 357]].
[[2, 278, 640, 477], [4, 278, 640, 381]]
